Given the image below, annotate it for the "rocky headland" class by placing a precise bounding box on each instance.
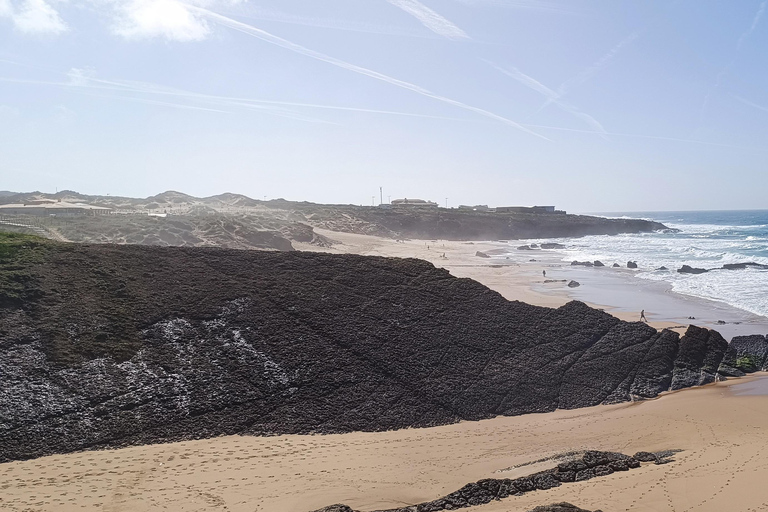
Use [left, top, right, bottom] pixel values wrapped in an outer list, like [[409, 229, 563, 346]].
[[0, 190, 669, 249], [1, 235, 764, 464]]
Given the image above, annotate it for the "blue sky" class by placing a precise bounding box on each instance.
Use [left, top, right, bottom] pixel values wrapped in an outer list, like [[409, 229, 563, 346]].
[[1, 0, 767, 212]]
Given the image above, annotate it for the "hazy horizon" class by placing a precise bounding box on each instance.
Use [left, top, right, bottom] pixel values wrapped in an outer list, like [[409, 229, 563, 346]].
[[2, 0, 767, 212]]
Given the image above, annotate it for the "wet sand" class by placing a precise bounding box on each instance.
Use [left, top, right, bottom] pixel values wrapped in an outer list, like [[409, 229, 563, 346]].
[[2, 374, 768, 512]]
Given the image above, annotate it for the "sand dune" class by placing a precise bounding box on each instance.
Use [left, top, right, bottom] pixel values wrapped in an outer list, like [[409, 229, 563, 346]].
[[1, 375, 767, 511]]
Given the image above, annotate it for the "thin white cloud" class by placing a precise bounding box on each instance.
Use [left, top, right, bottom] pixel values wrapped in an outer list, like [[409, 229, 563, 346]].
[[85, 0, 245, 42], [386, 0, 469, 39], [536, 31, 639, 114], [0, 0, 12, 17], [189, 6, 548, 140], [1, 0, 68, 35], [487, 60, 608, 138], [110, 0, 210, 41]]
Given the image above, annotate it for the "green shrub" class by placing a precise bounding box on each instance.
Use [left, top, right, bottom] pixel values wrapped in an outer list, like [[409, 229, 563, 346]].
[[735, 355, 759, 372]]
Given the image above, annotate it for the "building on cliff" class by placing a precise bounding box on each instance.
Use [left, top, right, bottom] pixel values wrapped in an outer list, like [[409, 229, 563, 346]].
[[496, 205, 565, 214], [458, 204, 492, 212], [0, 199, 112, 216], [391, 198, 439, 208]]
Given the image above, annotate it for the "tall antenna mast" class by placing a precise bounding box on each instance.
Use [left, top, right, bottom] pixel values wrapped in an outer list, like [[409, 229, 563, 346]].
[[380, 186, 383, 206]]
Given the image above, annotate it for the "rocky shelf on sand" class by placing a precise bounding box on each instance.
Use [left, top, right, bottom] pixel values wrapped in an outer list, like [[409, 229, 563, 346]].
[[309, 450, 675, 512], [0, 237, 762, 463]]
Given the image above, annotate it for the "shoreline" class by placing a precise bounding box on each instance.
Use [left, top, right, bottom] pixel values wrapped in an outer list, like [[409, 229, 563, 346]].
[[298, 229, 768, 340]]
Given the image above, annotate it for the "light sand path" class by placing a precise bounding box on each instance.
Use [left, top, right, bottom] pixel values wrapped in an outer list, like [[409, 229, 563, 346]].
[[2, 375, 767, 512]]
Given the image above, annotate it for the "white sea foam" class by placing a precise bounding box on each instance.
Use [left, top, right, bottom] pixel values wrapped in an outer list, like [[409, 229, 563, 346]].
[[512, 210, 768, 317]]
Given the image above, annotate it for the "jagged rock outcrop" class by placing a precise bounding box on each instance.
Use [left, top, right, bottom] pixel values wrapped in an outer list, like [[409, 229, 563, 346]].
[[308, 451, 672, 512], [719, 335, 768, 374], [721, 262, 768, 270], [540, 243, 566, 249], [0, 241, 746, 463], [627, 261, 638, 269], [528, 504, 600, 512], [671, 326, 728, 389], [677, 265, 707, 274]]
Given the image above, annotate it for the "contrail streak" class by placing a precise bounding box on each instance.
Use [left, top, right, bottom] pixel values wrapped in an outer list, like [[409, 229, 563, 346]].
[[386, 0, 469, 39], [536, 31, 639, 114], [0, 75, 472, 123], [737, 0, 767, 50], [734, 95, 768, 115], [696, 0, 766, 134], [62, 72, 475, 121], [188, 5, 549, 140], [0, 76, 326, 122], [487, 60, 608, 138]]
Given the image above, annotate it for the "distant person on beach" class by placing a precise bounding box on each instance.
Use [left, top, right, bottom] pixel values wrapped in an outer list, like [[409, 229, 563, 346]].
[[640, 309, 647, 322], [542, 270, 546, 277]]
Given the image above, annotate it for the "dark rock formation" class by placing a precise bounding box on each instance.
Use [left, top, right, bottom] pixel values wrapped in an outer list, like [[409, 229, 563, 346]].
[[475, 251, 490, 258], [518, 245, 534, 250], [627, 261, 638, 269], [671, 326, 727, 389], [677, 265, 708, 274], [719, 335, 768, 373], [0, 240, 742, 463], [528, 504, 600, 512], [656, 266, 668, 271], [567, 280, 581, 288], [722, 262, 768, 270], [540, 243, 566, 249], [571, 261, 593, 267], [309, 451, 665, 512], [593, 261, 604, 267], [612, 263, 620, 268]]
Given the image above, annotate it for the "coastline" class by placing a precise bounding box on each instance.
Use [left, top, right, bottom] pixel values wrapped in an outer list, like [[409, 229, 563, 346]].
[[2, 230, 768, 512], [298, 229, 768, 340]]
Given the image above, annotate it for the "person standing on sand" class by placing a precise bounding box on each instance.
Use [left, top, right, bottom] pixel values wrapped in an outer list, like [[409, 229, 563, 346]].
[[640, 309, 647, 322], [542, 270, 546, 277]]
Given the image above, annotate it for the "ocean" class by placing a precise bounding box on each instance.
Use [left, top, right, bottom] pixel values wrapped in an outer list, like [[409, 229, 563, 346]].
[[528, 210, 768, 319]]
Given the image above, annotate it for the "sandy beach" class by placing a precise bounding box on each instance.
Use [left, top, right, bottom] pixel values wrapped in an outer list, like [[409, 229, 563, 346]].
[[2, 374, 767, 512]]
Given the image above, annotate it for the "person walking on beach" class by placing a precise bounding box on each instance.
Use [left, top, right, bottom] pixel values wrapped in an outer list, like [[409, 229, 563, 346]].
[[542, 270, 546, 277], [640, 309, 647, 322]]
